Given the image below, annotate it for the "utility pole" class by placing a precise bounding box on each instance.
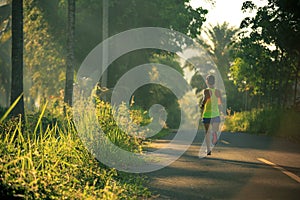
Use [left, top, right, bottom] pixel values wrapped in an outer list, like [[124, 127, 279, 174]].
[[101, 0, 108, 91]]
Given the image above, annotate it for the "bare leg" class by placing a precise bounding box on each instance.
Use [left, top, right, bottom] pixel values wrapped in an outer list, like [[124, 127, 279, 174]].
[[211, 122, 220, 145], [212, 122, 220, 133], [204, 123, 211, 154]]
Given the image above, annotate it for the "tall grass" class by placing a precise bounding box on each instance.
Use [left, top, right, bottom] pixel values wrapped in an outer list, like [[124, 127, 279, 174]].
[[0, 100, 151, 199]]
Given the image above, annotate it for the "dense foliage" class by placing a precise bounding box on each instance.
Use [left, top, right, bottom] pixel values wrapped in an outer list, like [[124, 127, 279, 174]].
[[230, 0, 300, 109], [0, 0, 209, 127], [224, 108, 300, 142]]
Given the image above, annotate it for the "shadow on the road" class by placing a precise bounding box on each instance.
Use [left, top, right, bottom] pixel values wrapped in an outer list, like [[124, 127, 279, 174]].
[[149, 130, 300, 153], [146, 131, 300, 199], [148, 152, 300, 179], [220, 132, 300, 154], [147, 154, 300, 200]]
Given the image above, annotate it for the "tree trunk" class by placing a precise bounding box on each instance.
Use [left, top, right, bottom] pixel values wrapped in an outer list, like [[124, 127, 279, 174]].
[[11, 0, 25, 117], [64, 0, 75, 107], [294, 62, 299, 105]]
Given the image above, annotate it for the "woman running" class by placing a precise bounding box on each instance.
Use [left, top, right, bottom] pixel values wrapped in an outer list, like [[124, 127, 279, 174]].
[[201, 75, 223, 155]]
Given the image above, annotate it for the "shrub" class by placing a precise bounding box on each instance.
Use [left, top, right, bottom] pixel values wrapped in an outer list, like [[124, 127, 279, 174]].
[[224, 108, 280, 134], [95, 100, 149, 153], [223, 108, 300, 141]]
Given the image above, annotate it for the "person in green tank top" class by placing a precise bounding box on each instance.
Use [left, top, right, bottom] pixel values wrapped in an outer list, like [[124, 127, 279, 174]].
[[200, 75, 223, 156]]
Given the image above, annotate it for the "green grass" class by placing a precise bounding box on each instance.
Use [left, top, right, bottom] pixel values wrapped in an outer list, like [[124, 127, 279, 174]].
[[0, 99, 152, 199], [223, 108, 300, 142]]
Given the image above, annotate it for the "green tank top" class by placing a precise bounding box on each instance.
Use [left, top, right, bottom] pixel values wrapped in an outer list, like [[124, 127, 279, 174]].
[[203, 88, 220, 118]]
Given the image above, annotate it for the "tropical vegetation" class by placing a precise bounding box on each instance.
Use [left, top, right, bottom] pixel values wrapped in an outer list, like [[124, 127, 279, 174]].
[[0, 0, 299, 198]]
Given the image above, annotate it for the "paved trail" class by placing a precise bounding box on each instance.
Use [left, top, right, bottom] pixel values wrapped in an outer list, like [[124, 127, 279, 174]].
[[145, 131, 300, 200]]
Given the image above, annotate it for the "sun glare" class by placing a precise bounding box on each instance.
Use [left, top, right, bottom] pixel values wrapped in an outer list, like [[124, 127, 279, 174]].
[[190, 0, 268, 27]]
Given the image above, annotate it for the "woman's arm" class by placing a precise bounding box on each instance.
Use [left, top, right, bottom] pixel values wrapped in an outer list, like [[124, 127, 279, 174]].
[[200, 89, 209, 109], [216, 89, 223, 114]]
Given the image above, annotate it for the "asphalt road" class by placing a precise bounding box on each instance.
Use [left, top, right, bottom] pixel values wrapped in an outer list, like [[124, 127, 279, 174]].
[[146, 131, 300, 200]]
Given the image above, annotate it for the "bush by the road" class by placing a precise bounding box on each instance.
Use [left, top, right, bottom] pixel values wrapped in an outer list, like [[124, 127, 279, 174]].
[[223, 108, 300, 142]]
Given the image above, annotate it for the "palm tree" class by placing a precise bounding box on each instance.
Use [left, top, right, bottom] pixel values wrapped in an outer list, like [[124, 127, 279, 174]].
[[199, 22, 238, 79], [64, 0, 75, 107], [11, 0, 25, 117], [187, 22, 244, 111]]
